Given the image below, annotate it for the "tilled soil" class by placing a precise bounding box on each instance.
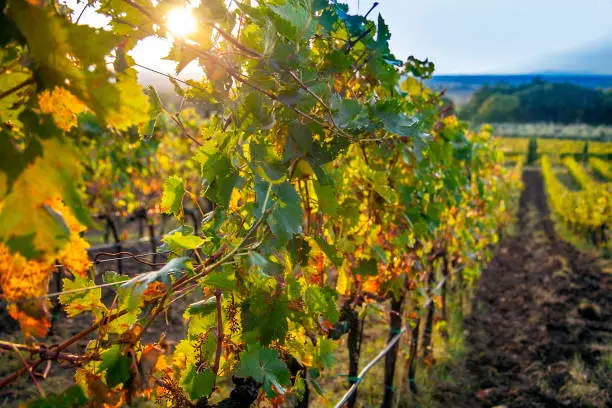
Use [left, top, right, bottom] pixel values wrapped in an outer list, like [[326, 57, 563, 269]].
[[436, 169, 612, 407]]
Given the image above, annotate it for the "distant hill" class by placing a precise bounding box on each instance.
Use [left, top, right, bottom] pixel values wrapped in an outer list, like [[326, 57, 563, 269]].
[[427, 74, 612, 105], [527, 36, 612, 75]]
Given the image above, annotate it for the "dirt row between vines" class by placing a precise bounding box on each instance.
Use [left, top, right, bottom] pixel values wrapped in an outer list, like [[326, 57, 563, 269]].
[[434, 168, 612, 408]]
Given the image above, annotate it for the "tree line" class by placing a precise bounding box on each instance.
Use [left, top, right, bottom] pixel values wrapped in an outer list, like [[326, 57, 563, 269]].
[[459, 79, 612, 125]]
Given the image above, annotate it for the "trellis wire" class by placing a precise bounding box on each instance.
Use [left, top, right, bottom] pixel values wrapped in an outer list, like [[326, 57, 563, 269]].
[[50, 250, 171, 269], [333, 326, 408, 408], [333, 264, 465, 408]]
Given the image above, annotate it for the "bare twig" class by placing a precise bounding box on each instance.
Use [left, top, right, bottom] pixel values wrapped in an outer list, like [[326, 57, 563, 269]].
[[10, 344, 46, 398], [0, 78, 35, 101], [287, 70, 338, 129], [212, 24, 262, 58], [74, 3, 90, 24], [212, 289, 223, 376], [168, 113, 203, 146]]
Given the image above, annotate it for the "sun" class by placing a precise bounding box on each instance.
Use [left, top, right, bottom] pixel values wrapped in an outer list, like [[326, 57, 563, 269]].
[[166, 8, 197, 38]]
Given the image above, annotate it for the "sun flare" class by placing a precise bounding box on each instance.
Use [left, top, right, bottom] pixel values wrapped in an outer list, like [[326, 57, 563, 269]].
[[166, 8, 196, 38]]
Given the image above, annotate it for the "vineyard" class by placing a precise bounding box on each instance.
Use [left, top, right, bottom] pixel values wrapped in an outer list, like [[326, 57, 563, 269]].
[[0, 1, 610, 408]]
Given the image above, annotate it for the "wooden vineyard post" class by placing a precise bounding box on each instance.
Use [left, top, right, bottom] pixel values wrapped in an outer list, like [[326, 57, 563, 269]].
[[456, 262, 464, 313], [287, 357, 309, 408], [381, 295, 404, 408], [406, 315, 420, 395], [345, 302, 362, 408], [185, 209, 200, 234], [421, 268, 436, 362], [49, 261, 63, 334], [440, 253, 450, 340], [100, 215, 123, 274]]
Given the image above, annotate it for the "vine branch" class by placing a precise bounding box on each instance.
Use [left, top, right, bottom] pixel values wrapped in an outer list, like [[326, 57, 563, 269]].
[[0, 77, 35, 101]]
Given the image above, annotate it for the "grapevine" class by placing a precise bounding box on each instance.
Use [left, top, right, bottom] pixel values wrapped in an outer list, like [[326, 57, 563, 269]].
[[589, 156, 612, 181], [541, 156, 611, 245], [0, 1, 522, 406]]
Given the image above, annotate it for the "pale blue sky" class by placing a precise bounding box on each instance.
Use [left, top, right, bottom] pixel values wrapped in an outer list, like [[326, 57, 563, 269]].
[[346, 0, 612, 74], [76, 0, 612, 75]]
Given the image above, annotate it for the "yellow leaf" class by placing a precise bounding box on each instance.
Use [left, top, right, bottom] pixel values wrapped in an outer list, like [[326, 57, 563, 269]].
[[38, 86, 87, 131], [336, 266, 350, 295]]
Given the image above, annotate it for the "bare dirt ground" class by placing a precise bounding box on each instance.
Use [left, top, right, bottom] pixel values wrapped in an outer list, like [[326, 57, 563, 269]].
[[434, 169, 612, 408]]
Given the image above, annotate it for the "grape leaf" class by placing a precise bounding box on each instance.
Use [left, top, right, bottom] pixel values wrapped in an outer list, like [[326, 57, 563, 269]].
[[27, 385, 87, 408], [161, 176, 185, 219], [304, 286, 339, 323], [268, 182, 303, 242], [122, 256, 193, 288], [0, 138, 90, 259], [354, 258, 378, 276], [270, 0, 315, 43], [238, 346, 290, 397], [332, 96, 372, 132], [200, 267, 237, 291], [313, 181, 338, 216], [99, 345, 131, 388], [313, 337, 336, 370], [181, 366, 215, 400], [186, 296, 217, 317], [373, 101, 419, 137], [242, 288, 289, 345], [163, 231, 205, 252], [59, 275, 107, 318]]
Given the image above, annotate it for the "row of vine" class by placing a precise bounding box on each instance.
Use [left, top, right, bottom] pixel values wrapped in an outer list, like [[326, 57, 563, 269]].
[[0, 0, 522, 406]]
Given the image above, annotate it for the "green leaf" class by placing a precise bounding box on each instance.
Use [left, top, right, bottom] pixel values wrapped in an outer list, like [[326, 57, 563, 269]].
[[268, 182, 303, 242], [59, 275, 107, 318], [313, 337, 336, 370], [313, 181, 338, 216], [375, 14, 391, 51], [0, 70, 30, 126], [27, 385, 87, 408], [238, 346, 290, 397], [201, 153, 238, 207], [164, 43, 199, 74], [286, 237, 311, 266], [270, 0, 315, 43], [354, 258, 378, 276], [163, 231, 205, 251], [332, 96, 372, 132], [186, 296, 217, 317], [242, 286, 289, 345], [248, 251, 281, 276], [102, 271, 129, 285], [283, 122, 313, 162], [373, 101, 419, 137], [293, 371, 306, 403], [99, 345, 131, 388], [200, 268, 237, 292], [304, 286, 339, 323], [313, 236, 342, 267], [144, 86, 165, 138], [181, 366, 215, 400], [161, 176, 185, 219], [8, 1, 149, 129], [122, 256, 193, 288]]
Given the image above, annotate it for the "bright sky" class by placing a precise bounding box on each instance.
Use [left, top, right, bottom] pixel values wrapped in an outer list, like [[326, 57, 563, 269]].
[[346, 0, 612, 74], [76, 0, 612, 75]]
